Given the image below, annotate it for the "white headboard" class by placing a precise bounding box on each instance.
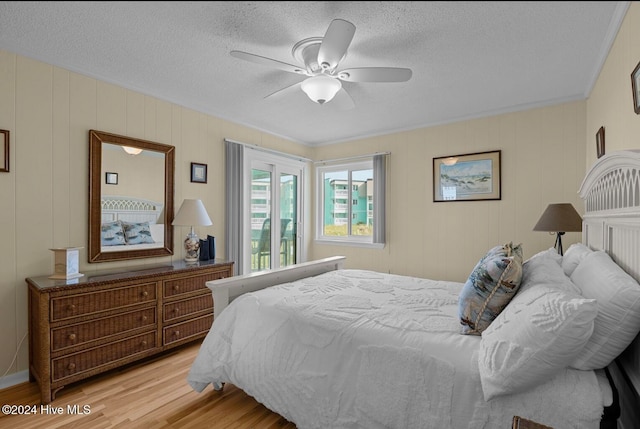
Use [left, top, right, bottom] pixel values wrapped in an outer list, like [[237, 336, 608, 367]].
[[101, 195, 164, 224], [578, 149, 640, 429]]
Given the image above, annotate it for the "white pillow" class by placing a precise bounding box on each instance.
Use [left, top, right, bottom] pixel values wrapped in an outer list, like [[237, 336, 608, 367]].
[[524, 247, 562, 266], [149, 223, 164, 243], [562, 243, 592, 277], [478, 285, 596, 401], [570, 250, 640, 370], [520, 247, 581, 295]]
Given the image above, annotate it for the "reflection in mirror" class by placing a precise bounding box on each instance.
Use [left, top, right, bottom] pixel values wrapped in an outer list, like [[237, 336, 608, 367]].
[[89, 130, 175, 263]]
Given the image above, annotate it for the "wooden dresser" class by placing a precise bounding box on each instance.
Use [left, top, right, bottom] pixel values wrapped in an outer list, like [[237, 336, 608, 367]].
[[27, 259, 233, 404]]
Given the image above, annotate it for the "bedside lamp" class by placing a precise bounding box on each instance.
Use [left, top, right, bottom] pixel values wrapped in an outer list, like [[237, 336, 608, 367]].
[[172, 199, 212, 263], [533, 203, 582, 255]]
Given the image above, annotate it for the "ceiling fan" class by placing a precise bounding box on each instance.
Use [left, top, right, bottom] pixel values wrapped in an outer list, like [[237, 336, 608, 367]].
[[230, 19, 412, 109]]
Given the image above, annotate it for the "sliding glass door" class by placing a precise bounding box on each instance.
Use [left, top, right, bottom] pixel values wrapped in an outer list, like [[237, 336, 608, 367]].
[[246, 154, 303, 273]]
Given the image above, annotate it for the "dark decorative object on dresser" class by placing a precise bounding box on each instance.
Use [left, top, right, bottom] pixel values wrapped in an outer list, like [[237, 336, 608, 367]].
[[199, 236, 216, 261], [208, 235, 216, 259], [27, 259, 233, 404]]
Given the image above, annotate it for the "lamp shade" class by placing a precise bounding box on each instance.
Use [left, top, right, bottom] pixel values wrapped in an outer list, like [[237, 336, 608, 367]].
[[533, 203, 582, 232], [301, 75, 341, 104], [172, 199, 212, 226]]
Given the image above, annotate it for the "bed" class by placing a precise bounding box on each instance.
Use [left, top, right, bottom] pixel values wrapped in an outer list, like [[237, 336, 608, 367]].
[[100, 195, 165, 251], [187, 150, 640, 429]]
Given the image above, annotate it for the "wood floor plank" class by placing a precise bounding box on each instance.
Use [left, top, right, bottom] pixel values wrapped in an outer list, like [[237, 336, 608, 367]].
[[0, 342, 296, 428]]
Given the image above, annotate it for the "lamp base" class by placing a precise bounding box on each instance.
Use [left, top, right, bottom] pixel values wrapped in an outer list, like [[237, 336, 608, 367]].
[[554, 232, 565, 255], [184, 230, 200, 263]]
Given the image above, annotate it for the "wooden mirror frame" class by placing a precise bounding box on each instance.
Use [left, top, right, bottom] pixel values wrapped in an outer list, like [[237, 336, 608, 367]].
[[89, 130, 175, 262]]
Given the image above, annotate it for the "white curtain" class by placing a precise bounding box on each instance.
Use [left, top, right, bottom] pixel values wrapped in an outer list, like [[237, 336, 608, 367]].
[[225, 140, 244, 275]]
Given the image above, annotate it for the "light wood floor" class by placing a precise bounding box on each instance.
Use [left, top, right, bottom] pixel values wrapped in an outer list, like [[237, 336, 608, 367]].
[[0, 342, 296, 428]]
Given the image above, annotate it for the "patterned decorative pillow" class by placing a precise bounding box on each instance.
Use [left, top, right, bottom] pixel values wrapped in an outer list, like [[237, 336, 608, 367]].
[[101, 221, 126, 246], [458, 242, 524, 335], [478, 285, 597, 400], [121, 221, 156, 245]]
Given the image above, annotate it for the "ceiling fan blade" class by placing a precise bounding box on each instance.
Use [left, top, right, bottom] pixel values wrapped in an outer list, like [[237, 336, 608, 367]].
[[264, 81, 302, 100], [230, 50, 307, 76], [338, 67, 413, 83], [317, 19, 356, 71], [331, 87, 355, 110]]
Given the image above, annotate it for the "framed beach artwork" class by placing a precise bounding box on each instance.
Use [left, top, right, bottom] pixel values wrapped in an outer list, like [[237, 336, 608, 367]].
[[433, 150, 501, 202]]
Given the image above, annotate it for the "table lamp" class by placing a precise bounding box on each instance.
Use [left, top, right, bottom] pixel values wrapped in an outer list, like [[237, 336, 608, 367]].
[[533, 203, 582, 255], [172, 199, 212, 262]]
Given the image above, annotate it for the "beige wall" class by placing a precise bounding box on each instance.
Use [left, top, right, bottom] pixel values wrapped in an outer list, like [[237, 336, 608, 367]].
[[310, 102, 586, 280], [101, 144, 166, 203], [586, 2, 640, 166], [1, 2, 639, 385], [0, 50, 310, 383]]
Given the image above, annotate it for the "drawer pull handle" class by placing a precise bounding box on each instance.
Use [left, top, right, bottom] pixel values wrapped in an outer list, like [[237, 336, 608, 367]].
[[141, 290, 149, 297], [140, 340, 147, 347], [67, 363, 76, 370], [68, 333, 76, 341], [141, 315, 148, 322], [174, 330, 180, 337], [173, 285, 179, 291], [173, 308, 180, 314], [66, 304, 75, 311]]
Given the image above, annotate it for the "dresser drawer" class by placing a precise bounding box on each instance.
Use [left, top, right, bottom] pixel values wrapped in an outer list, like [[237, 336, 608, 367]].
[[52, 331, 156, 381], [163, 294, 212, 322], [51, 283, 157, 321], [164, 270, 230, 298], [163, 314, 213, 346], [51, 307, 157, 351]]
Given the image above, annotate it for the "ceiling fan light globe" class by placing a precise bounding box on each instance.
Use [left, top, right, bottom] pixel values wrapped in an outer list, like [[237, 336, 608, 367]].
[[301, 75, 341, 104], [122, 146, 143, 155]]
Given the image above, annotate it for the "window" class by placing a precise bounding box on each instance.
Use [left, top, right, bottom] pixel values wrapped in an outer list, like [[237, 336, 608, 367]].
[[315, 155, 386, 247]]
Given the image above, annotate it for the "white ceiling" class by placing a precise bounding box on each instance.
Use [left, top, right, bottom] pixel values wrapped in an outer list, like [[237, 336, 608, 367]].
[[0, 1, 630, 146]]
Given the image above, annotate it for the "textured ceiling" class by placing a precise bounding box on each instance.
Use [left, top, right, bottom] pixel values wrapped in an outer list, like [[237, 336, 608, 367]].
[[0, 1, 630, 146]]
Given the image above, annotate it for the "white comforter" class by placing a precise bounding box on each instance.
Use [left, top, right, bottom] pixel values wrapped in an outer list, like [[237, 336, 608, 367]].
[[188, 269, 603, 429]]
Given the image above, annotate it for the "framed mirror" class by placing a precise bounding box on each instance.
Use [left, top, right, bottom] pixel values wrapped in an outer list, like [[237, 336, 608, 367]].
[[89, 130, 175, 262]]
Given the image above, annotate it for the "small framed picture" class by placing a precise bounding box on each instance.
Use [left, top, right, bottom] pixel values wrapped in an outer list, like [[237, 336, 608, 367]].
[[0, 129, 9, 172], [596, 126, 605, 158], [191, 162, 207, 184], [632, 60, 640, 114], [105, 172, 118, 185]]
